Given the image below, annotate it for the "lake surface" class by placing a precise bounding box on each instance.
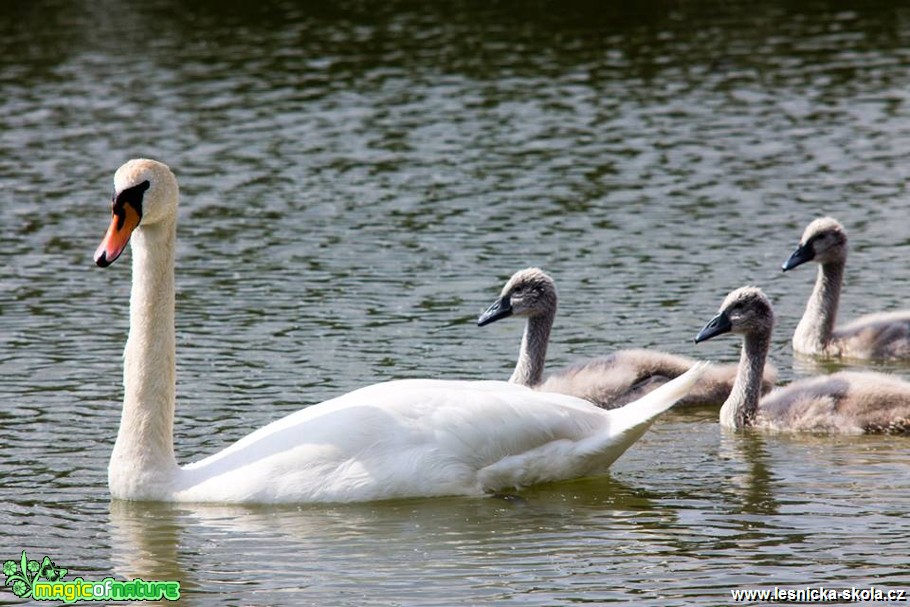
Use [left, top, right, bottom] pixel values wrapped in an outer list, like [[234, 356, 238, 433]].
[[2, 0, 910, 604]]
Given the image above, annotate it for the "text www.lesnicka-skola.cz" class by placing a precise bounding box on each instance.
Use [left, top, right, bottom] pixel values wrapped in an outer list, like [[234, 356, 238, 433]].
[[730, 586, 908, 603]]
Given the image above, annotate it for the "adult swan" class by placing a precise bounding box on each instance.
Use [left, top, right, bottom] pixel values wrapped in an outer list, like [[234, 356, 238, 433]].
[[94, 158, 707, 504]]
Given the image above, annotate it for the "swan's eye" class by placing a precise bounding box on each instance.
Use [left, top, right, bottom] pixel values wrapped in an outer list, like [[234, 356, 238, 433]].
[[107, 182, 148, 233], [111, 180, 151, 229], [114, 180, 151, 205]]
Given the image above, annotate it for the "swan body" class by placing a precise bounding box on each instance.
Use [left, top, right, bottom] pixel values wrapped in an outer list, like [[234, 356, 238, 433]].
[[478, 268, 775, 409], [94, 159, 708, 504], [172, 377, 702, 502], [782, 217, 910, 359], [695, 286, 910, 433]]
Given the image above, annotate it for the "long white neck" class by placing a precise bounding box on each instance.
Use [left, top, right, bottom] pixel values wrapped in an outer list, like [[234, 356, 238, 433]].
[[509, 312, 553, 387], [720, 329, 770, 429], [793, 260, 843, 354], [109, 219, 179, 499]]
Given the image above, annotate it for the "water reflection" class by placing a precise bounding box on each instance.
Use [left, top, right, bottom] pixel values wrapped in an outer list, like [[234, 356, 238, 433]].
[[108, 502, 185, 590], [108, 479, 670, 605], [719, 431, 778, 517]]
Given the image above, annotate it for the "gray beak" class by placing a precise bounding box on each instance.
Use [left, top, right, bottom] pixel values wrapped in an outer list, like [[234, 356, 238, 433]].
[[477, 295, 513, 327], [782, 243, 814, 271], [695, 311, 732, 343]]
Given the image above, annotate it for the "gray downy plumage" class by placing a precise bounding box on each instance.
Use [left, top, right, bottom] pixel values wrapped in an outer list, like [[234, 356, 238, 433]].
[[696, 286, 910, 434], [782, 216, 910, 360], [478, 268, 777, 409]]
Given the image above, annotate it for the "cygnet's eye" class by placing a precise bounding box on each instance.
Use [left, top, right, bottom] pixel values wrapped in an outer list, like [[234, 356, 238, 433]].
[[812, 232, 837, 250]]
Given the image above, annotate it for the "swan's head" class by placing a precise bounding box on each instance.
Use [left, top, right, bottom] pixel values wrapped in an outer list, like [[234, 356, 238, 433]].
[[477, 267, 557, 327], [781, 216, 847, 271], [695, 286, 774, 343], [94, 159, 179, 267]]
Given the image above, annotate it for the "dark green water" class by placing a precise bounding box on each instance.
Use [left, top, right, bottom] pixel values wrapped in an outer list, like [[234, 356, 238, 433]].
[[2, 0, 910, 604]]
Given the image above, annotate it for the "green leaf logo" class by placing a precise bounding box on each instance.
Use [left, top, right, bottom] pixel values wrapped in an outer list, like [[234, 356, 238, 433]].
[[3, 551, 69, 599], [39, 557, 66, 582]]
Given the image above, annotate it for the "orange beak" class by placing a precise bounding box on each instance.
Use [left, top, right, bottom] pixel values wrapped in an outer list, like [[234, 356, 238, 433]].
[[94, 202, 141, 267]]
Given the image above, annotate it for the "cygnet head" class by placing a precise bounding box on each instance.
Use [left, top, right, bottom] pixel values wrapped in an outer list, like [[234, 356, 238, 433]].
[[695, 286, 774, 343], [94, 159, 179, 268], [477, 267, 557, 327], [781, 216, 847, 271]]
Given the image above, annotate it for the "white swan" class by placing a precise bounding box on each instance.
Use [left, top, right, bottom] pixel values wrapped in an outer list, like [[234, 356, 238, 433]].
[[94, 158, 709, 504], [782, 216, 910, 359], [695, 286, 910, 433], [478, 268, 775, 408]]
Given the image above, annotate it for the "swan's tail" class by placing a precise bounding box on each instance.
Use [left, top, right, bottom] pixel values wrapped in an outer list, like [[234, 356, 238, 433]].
[[608, 360, 712, 431], [574, 360, 712, 472], [476, 361, 713, 492]]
